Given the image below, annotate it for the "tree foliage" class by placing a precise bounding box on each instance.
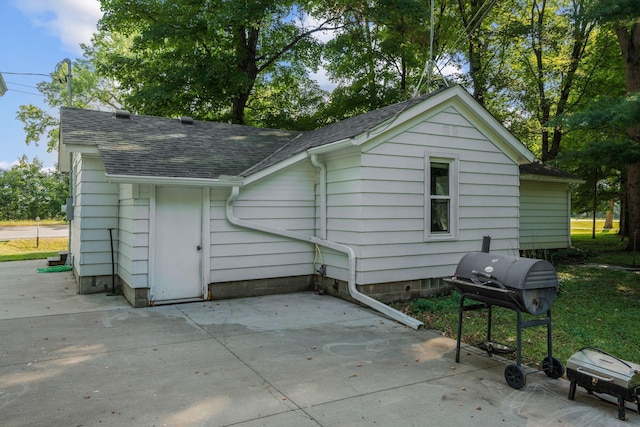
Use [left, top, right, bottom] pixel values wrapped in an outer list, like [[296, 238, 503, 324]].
[[92, 0, 340, 126], [16, 57, 123, 153], [0, 157, 69, 220], [13, 0, 640, 246]]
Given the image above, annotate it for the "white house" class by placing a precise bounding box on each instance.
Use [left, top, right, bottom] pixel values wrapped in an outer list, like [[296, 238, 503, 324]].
[[59, 85, 577, 329]]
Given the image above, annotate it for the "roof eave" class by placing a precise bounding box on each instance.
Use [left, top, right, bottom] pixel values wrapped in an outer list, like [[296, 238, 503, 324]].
[[104, 174, 245, 187], [242, 151, 309, 185], [520, 173, 585, 184]]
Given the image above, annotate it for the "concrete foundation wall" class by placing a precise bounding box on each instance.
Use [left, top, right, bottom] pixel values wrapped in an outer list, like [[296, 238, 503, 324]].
[[78, 272, 449, 309], [208, 276, 314, 300]]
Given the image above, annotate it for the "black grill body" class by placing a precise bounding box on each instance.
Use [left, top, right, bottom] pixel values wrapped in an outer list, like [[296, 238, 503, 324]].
[[444, 252, 564, 390], [567, 347, 640, 420], [452, 252, 558, 315]]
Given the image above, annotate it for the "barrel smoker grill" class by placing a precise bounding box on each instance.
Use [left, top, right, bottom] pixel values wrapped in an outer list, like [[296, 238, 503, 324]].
[[444, 252, 565, 389]]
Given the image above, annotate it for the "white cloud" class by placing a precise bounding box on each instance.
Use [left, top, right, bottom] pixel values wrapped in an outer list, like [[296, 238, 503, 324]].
[[15, 0, 103, 54], [0, 160, 19, 171]]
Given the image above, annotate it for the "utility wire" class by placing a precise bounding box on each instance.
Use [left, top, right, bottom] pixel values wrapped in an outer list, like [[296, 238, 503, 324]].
[[4, 88, 42, 96], [414, 0, 498, 96], [0, 71, 50, 77], [6, 81, 40, 89]]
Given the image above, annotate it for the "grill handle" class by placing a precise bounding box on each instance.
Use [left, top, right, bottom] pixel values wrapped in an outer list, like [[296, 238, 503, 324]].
[[576, 367, 614, 382], [471, 270, 506, 289]]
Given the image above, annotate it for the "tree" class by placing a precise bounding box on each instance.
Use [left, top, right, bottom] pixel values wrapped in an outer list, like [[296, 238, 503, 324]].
[[482, 0, 622, 160], [93, 0, 341, 126], [589, 0, 640, 250], [0, 157, 69, 220], [16, 57, 123, 153]]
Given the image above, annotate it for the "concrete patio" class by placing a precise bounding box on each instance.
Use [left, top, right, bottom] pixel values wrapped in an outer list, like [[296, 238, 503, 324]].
[[0, 260, 633, 426]]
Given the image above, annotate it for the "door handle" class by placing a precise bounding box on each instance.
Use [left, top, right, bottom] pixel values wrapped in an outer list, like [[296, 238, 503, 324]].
[[196, 245, 202, 251]]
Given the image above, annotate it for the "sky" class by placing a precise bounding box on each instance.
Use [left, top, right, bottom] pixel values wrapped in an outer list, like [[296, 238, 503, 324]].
[[0, 0, 102, 170]]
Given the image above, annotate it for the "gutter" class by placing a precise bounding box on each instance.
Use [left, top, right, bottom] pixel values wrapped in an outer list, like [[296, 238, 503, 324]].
[[104, 174, 244, 187], [225, 186, 423, 330]]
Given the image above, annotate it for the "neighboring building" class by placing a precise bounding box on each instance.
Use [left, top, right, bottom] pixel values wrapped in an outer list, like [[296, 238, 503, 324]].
[[519, 162, 583, 252], [59, 85, 575, 328]]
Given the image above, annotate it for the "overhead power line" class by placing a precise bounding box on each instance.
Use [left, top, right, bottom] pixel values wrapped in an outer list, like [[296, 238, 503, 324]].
[[0, 71, 50, 77]]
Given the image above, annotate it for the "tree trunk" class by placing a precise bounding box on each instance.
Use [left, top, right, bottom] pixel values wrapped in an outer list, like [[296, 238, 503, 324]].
[[457, 0, 488, 106], [627, 161, 640, 251], [604, 199, 615, 229], [592, 166, 598, 239], [615, 22, 640, 251], [232, 25, 260, 125]]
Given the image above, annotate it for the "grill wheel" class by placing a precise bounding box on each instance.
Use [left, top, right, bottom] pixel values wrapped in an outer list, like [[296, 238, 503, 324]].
[[542, 356, 565, 379], [505, 364, 527, 389]]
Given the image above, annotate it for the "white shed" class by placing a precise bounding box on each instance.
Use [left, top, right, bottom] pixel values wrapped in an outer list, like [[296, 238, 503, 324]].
[[60, 85, 574, 328], [519, 163, 584, 252]]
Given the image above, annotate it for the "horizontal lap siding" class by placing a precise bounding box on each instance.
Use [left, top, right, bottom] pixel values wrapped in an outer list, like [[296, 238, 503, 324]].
[[117, 184, 151, 288], [520, 180, 570, 250], [354, 108, 520, 284], [208, 164, 320, 283], [323, 154, 363, 281], [74, 156, 119, 277]]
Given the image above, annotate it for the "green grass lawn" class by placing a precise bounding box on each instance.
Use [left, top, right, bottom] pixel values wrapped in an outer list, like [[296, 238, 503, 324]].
[[0, 219, 67, 227], [0, 220, 69, 261], [394, 220, 639, 368], [0, 238, 69, 262], [396, 265, 639, 368]]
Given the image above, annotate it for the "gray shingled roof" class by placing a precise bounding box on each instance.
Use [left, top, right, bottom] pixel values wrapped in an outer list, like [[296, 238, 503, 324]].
[[519, 162, 581, 181], [60, 89, 447, 180], [241, 89, 445, 176], [60, 108, 300, 179]]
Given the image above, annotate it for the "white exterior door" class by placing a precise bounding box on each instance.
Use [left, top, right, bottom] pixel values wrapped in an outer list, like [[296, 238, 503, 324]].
[[152, 186, 204, 302]]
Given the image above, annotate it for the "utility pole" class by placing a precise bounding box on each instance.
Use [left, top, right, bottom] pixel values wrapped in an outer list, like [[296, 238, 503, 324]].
[[0, 72, 7, 96], [56, 58, 72, 107]]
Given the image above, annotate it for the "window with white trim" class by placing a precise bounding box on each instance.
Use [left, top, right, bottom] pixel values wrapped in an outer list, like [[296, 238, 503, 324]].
[[425, 154, 458, 240]]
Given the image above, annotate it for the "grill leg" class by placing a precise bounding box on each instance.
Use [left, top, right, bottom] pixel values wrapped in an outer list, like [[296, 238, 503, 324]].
[[546, 309, 553, 363], [515, 308, 522, 366], [456, 295, 465, 363], [486, 304, 493, 358], [568, 379, 577, 400], [617, 395, 626, 420]]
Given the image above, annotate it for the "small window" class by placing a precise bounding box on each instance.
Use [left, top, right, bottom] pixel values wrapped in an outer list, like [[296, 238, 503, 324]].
[[430, 163, 450, 232], [426, 154, 458, 240]]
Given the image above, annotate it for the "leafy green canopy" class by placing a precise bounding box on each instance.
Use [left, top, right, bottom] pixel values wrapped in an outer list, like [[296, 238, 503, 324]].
[[93, 0, 338, 126], [0, 157, 69, 220], [16, 58, 122, 152]]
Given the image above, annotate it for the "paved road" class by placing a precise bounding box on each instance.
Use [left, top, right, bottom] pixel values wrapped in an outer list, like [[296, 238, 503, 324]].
[[0, 224, 68, 240]]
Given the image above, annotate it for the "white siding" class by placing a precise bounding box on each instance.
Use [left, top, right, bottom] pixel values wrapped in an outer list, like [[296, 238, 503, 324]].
[[71, 155, 119, 277], [520, 180, 571, 250], [117, 184, 151, 288], [352, 107, 521, 284], [208, 163, 319, 283]]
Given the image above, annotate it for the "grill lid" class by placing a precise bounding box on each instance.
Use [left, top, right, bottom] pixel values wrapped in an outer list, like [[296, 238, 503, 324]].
[[567, 347, 640, 389], [454, 252, 558, 291]]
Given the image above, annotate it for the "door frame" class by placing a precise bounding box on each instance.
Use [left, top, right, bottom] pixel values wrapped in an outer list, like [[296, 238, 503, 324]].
[[148, 185, 210, 303]]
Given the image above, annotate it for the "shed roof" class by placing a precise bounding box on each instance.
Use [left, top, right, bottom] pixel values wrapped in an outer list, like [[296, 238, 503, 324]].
[[519, 162, 584, 184]]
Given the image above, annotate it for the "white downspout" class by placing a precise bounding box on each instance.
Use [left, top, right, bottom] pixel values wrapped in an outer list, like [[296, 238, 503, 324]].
[[310, 154, 327, 240], [225, 188, 423, 330]]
